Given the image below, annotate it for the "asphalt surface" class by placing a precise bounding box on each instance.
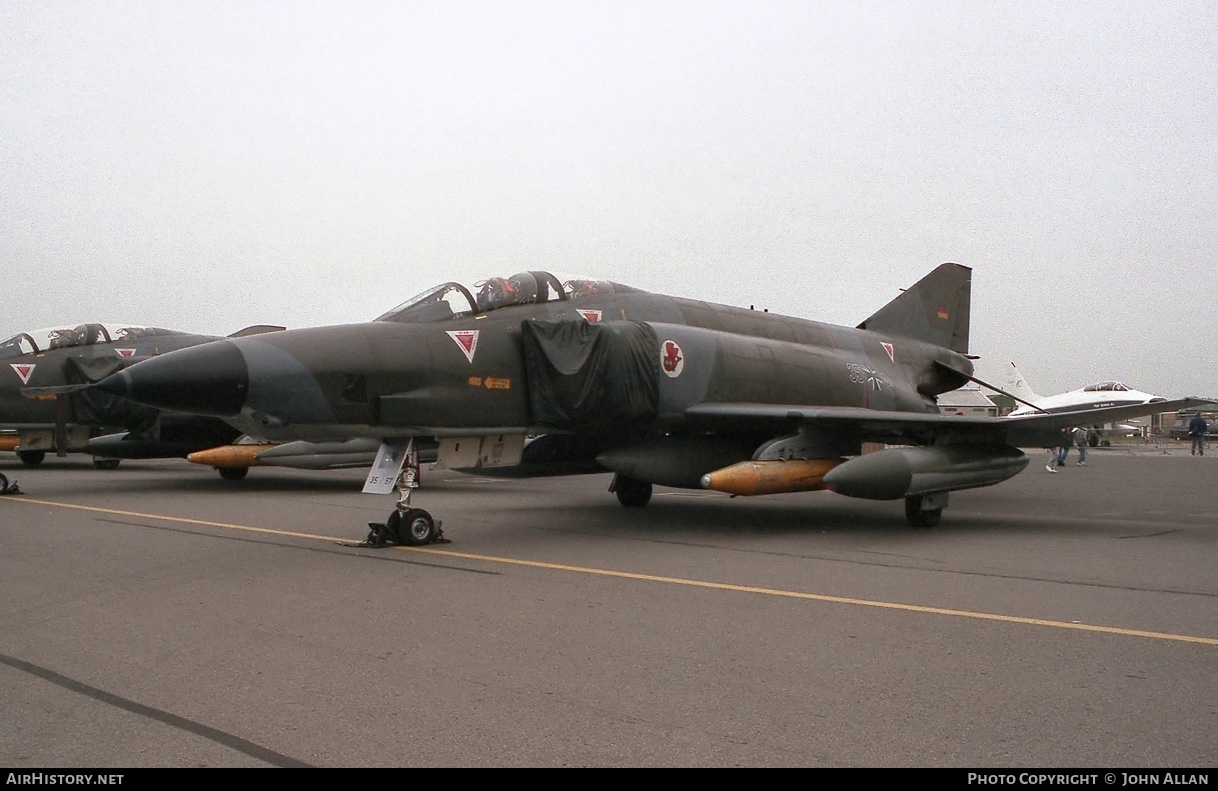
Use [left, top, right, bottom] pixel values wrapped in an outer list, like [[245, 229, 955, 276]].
[[1, 443, 1215, 768]]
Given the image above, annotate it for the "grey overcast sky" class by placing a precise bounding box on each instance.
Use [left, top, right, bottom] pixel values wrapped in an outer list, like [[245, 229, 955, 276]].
[[2, 1, 1215, 397]]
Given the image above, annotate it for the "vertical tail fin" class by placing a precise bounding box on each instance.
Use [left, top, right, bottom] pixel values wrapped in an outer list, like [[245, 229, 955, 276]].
[[856, 263, 971, 353], [1004, 362, 1040, 403]]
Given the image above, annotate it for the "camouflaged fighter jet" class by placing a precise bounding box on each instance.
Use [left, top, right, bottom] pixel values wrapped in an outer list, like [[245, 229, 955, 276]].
[[0, 321, 279, 469], [86, 264, 1212, 540]]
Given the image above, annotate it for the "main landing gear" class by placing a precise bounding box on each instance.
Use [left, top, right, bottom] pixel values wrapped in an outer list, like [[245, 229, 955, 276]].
[[610, 474, 652, 508], [904, 492, 947, 528], [365, 440, 446, 547]]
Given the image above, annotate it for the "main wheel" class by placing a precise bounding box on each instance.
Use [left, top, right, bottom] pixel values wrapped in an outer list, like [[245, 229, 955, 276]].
[[0, 473, 8, 493], [904, 495, 942, 528], [612, 475, 653, 508], [218, 466, 249, 481], [18, 451, 45, 467], [387, 508, 438, 546], [93, 457, 121, 470]]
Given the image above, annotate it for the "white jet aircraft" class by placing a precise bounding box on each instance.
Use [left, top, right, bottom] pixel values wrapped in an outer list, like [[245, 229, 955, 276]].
[[1003, 362, 1162, 444]]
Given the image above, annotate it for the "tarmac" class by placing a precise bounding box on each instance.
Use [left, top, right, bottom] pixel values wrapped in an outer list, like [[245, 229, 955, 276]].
[[1, 442, 1215, 767]]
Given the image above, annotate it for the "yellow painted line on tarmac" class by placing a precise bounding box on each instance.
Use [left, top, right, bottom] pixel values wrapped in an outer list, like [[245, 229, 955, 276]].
[[413, 546, 1218, 646], [3, 497, 333, 542], [6, 496, 1217, 647]]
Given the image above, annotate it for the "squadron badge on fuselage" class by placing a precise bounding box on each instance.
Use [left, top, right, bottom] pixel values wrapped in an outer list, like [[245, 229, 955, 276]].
[[661, 339, 684, 378]]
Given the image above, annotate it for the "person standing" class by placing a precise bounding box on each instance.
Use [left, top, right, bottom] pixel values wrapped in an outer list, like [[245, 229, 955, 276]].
[[1188, 413, 1209, 456], [1055, 427, 1085, 467], [1073, 426, 1089, 465], [1047, 428, 1070, 472]]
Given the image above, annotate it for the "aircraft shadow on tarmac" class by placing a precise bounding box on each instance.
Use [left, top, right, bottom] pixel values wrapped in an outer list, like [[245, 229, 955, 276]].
[[532, 494, 1027, 537], [427, 472, 1031, 536]]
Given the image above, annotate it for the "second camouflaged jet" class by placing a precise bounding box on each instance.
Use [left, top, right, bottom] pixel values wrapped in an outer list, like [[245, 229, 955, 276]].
[[90, 265, 1211, 539], [1, 321, 280, 469]]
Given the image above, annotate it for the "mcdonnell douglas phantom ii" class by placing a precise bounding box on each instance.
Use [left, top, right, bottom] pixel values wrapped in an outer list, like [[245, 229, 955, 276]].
[[0, 321, 280, 469], [87, 264, 1211, 539]]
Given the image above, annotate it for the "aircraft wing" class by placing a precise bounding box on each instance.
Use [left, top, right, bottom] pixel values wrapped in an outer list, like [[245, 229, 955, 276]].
[[685, 397, 1215, 448]]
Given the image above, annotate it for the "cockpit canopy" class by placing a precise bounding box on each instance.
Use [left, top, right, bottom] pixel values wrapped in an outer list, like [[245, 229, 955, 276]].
[[1081, 381, 1134, 393], [0, 324, 189, 360], [375, 271, 642, 324]]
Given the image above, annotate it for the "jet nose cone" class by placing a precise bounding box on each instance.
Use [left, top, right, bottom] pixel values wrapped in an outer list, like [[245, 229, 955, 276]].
[[95, 340, 249, 417]]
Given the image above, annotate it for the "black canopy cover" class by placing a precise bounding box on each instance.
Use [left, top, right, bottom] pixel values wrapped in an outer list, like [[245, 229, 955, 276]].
[[521, 319, 660, 431]]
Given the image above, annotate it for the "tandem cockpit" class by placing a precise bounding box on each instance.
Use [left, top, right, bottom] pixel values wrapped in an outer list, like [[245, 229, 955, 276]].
[[0, 324, 191, 360], [375, 271, 643, 324], [1081, 381, 1134, 393], [1079, 381, 1165, 401]]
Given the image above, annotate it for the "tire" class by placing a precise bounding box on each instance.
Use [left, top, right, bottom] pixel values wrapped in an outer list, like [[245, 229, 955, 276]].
[[218, 466, 249, 481], [905, 495, 942, 528], [93, 458, 121, 470], [387, 508, 438, 546], [612, 475, 653, 508], [18, 451, 45, 467]]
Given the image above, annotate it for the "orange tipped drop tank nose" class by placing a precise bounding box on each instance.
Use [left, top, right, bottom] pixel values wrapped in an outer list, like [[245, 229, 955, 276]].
[[700, 458, 844, 496], [186, 444, 277, 468]]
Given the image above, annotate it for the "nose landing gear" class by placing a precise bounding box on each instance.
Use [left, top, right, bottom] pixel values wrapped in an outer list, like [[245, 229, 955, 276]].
[[362, 439, 446, 547]]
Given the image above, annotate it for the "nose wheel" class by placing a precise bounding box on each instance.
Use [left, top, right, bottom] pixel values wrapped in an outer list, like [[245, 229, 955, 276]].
[[382, 508, 440, 546]]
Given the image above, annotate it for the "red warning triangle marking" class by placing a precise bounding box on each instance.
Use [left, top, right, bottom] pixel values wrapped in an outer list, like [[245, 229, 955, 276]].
[[10, 363, 35, 385], [446, 330, 479, 363]]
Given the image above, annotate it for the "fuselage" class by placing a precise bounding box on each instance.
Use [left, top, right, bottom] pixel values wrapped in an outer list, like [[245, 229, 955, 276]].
[[98, 282, 974, 445]]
